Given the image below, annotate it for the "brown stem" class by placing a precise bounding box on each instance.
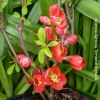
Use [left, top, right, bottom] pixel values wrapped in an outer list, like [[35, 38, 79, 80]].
[[57, 0, 61, 7], [17, 0, 29, 57], [0, 12, 30, 79], [17, 20, 29, 57], [50, 87, 54, 100], [71, 5, 74, 34], [44, 88, 51, 100], [64, 3, 71, 24], [39, 93, 47, 100], [65, 3, 74, 35]]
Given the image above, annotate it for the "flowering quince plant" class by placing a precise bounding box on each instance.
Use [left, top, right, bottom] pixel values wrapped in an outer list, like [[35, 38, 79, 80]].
[[16, 4, 86, 97], [6, 4, 86, 99]]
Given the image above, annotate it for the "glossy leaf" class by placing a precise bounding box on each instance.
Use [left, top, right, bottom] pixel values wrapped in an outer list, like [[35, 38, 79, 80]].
[[38, 49, 44, 64], [7, 64, 15, 75], [22, 6, 28, 15], [13, 12, 21, 19], [44, 47, 52, 58], [15, 64, 20, 72], [38, 28, 46, 43], [0, 0, 8, 9], [48, 41, 58, 47]]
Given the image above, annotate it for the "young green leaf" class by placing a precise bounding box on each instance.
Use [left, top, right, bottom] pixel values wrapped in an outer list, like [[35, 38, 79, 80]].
[[48, 41, 58, 47], [0, 0, 8, 9], [22, 6, 28, 15], [38, 28, 46, 43], [26, 0, 32, 5], [15, 64, 20, 72], [7, 64, 15, 75], [24, 19, 30, 26], [13, 12, 21, 19], [44, 47, 52, 58], [38, 49, 44, 64], [35, 40, 43, 45]]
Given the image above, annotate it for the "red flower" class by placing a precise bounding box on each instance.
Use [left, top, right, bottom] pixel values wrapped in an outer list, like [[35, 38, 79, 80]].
[[20, 57, 31, 68], [44, 27, 56, 41], [40, 16, 50, 25], [45, 66, 67, 90], [49, 5, 67, 30], [17, 54, 25, 60], [51, 44, 67, 62], [64, 35, 77, 45], [67, 55, 86, 70], [33, 74, 48, 93]]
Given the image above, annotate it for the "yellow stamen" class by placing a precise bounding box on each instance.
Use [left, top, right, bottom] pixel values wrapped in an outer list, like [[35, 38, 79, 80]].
[[38, 81, 42, 86], [56, 17, 62, 26], [50, 71, 60, 83]]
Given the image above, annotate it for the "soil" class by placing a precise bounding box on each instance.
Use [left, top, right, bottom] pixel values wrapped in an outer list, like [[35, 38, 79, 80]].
[[8, 88, 92, 100]]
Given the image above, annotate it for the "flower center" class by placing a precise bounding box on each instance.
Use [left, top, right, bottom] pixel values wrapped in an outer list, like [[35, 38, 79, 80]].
[[57, 49, 62, 55], [38, 80, 42, 86], [50, 71, 59, 83], [56, 17, 62, 26]]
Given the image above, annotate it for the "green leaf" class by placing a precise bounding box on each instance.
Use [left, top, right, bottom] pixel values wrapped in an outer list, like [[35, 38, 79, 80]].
[[48, 41, 58, 47], [0, 0, 8, 9], [76, 0, 100, 23], [35, 40, 43, 45], [77, 35, 86, 49], [44, 47, 52, 58], [22, 6, 28, 15], [38, 28, 46, 43], [38, 49, 44, 64], [15, 64, 20, 72], [26, 0, 32, 5], [13, 12, 21, 19], [0, 30, 6, 57], [24, 19, 30, 26], [39, 0, 57, 16], [27, 1, 41, 24], [7, 64, 15, 75]]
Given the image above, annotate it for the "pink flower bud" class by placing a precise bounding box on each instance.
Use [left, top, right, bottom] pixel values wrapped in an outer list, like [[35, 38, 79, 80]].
[[17, 54, 26, 60], [67, 55, 86, 70], [65, 35, 77, 45], [20, 57, 31, 68], [40, 16, 50, 25]]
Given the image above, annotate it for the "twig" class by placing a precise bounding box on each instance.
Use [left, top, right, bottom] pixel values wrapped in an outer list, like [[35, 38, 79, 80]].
[[64, 3, 71, 24], [65, 3, 74, 34], [0, 12, 30, 79], [44, 88, 51, 100], [71, 5, 74, 34], [50, 87, 54, 100], [57, 0, 61, 7], [17, 0, 29, 57], [39, 93, 47, 100]]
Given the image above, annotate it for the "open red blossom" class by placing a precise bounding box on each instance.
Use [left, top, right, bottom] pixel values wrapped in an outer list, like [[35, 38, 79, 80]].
[[17, 54, 26, 60], [33, 74, 48, 93], [49, 5, 67, 30], [51, 44, 67, 62], [40, 16, 50, 25], [20, 57, 31, 68], [67, 55, 86, 70], [44, 27, 56, 41], [64, 35, 77, 45], [45, 66, 67, 90]]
